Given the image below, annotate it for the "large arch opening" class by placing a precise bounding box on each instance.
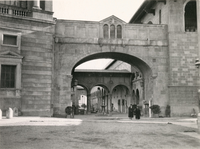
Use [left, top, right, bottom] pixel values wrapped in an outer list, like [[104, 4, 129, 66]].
[[90, 85, 110, 114], [71, 52, 153, 116], [72, 52, 152, 75]]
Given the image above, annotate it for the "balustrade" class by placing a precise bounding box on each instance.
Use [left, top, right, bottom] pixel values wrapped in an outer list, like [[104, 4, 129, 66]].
[[0, 6, 8, 14], [0, 4, 30, 17]]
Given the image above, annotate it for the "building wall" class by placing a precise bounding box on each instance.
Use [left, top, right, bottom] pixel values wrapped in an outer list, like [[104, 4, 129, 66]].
[[2, 0, 198, 117], [0, 3, 55, 116], [168, 0, 199, 116], [139, 0, 199, 116], [141, 2, 168, 24], [55, 17, 169, 116]]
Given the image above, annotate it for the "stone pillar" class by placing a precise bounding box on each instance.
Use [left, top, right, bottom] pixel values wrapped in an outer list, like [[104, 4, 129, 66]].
[[87, 94, 91, 114], [6, 108, 13, 119], [126, 93, 131, 113], [53, 74, 72, 117], [0, 109, 2, 119], [149, 99, 152, 118], [110, 94, 112, 112], [33, 0, 41, 9]]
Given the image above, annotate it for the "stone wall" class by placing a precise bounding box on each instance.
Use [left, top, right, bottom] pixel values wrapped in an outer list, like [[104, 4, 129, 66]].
[[141, 2, 168, 24], [0, 15, 55, 116], [140, 0, 200, 116], [54, 16, 169, 116]]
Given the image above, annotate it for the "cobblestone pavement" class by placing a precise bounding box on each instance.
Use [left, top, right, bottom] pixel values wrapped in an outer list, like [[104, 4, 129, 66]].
[[0, 114, 200, 149]]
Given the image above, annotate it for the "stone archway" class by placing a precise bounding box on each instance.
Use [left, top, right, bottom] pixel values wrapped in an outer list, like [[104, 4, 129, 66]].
[[89, 85, 110, 114], [53, 18, 169, 116]]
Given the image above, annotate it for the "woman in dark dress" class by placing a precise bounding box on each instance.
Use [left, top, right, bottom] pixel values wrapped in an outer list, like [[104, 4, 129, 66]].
[[128, 104, 133, 120], [135, 106, 141, 119]]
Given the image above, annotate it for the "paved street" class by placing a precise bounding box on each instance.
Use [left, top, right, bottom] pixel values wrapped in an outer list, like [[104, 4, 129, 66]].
[[0, 114, 200, 149]]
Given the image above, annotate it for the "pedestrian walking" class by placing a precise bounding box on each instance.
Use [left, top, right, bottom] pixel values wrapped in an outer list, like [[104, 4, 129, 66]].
[[135, 106, 141, 119], [128, 104, 133, 120]]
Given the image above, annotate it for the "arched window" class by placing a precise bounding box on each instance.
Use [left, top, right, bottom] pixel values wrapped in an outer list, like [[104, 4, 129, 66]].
[[110, 24, 115, 39], [117, 25, 122, 38], [103, 24, 109, 38], [185, 1, 197, 32]]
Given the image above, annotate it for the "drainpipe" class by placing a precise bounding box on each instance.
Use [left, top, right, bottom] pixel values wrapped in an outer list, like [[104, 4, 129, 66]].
[[196, 0, 200, 134]]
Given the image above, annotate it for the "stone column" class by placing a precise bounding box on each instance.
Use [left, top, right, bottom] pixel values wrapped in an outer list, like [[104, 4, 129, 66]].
[[86, 94, 91, 114], [53, 74, 72, 117], [106, 95, 109, 114], [33, 0, 41, 9], [149, 99, 152, 118], [110, 94, 112, 112], [126, 93, 131, 113], [6, 108, 13, 119]]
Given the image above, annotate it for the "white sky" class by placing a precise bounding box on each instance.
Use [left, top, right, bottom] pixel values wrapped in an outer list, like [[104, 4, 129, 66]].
[[53, 0, 144, 69]]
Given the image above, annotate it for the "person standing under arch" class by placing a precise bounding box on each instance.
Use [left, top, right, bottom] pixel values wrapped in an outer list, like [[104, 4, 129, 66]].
[[135, 106, 141, 120], [128, 104, 133, 120]]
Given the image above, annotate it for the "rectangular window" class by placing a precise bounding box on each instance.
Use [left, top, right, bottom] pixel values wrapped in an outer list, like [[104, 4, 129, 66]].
[[3, 35, 17, 46], [1, 65, 16, 88], [159, 10, 161, 24], [20, 1, 27, 9], [40, 1, 45, 10]]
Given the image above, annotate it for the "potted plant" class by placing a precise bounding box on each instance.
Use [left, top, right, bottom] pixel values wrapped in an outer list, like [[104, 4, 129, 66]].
[[150, 105, 161, 118]]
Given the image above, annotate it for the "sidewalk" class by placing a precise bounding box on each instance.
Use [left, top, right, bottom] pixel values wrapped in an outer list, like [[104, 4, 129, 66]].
[[1, 114, 200, 141], [0, 113, 198, 129]]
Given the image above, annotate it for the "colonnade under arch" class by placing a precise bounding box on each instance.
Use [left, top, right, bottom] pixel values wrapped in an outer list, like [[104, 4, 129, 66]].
[[72, 69, 145, 115]]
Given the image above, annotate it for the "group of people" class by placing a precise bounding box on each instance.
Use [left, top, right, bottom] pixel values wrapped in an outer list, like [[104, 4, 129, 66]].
[[128, 104, 141, 120]]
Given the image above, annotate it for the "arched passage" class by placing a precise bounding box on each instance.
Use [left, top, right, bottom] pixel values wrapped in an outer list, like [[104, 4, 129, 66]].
[[53, 16, 169, 117], [72, 52, 152, 76], [90, 85, 110, 114], [111, 85, 130, 113], [71, 52, 153, 107]]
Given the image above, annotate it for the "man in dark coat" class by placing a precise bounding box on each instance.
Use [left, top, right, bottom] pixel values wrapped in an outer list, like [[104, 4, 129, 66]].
[[135, 106, 141, 119], [128, 104, 133, 120]]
